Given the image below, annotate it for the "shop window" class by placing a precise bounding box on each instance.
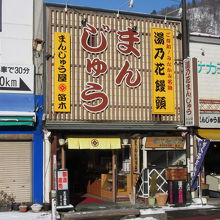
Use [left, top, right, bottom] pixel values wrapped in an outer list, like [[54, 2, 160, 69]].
[[147, 150, 186, 168]]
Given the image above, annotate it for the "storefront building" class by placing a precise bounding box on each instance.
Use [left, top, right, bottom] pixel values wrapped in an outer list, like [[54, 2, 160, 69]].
[[44, 3, 187, 204], [0, 0, 44, 204], [189, 33, 220, 197]]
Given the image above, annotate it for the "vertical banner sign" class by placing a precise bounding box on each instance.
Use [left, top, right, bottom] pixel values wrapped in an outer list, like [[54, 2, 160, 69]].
[[151, 28, 175, 114], [57, 169, 70, 206], [184, 57, 199, 126], [191, 139, 210, 191], [184, 58, 194, 126], [54, 32, 71, 112], [132, 139, 139, 173]]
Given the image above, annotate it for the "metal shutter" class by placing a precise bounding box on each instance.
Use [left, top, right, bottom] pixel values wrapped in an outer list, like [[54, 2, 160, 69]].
[[0, 141, 32, 202]]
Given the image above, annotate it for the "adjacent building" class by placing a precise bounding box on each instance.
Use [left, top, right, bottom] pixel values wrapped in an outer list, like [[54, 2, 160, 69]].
[[0, 0, 44, 203], [189, 33, 220, 195]]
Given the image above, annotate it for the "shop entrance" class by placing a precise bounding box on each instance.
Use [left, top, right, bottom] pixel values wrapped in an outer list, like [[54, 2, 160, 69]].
[[203, 142, 220, 197], [204, 142, 220, 175], [66, 149, 112, 203], [66, 146, 131, 204]]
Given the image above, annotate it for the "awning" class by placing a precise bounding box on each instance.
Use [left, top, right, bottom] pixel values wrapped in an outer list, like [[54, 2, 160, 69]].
[[197, 129, 220, 141], [0, 111, 36, 126], [68, 138, 121, 149]]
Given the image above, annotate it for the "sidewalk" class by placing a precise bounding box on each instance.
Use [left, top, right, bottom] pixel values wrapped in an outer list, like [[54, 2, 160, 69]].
[[0, 198, 219, 220], [0, 211, 51, 220]]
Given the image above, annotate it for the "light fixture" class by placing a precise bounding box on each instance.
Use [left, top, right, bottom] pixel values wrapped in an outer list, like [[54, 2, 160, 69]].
[[64, 0, 69, 12], [177, 125, 188, 131], [181, 131, 188, 138], [122, 138, 129, 145], [201, 48, 205, 56], [177, 31, 182, 40], [81, 18, 87, 27], [117, 0, 134, 18], [132, 26, 137, 32], [129, 0, 134, 8], [33, 38, 44, 52], [59, 138, 68, 146], [163, 7, 182, 24]]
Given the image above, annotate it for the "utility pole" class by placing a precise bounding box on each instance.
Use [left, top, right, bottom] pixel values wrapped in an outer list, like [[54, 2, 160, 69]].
[[182, 0, 188, 59], [182, 0, 192, 203]]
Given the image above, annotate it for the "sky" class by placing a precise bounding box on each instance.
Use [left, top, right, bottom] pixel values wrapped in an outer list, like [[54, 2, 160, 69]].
[[44, 0, 192, 15]]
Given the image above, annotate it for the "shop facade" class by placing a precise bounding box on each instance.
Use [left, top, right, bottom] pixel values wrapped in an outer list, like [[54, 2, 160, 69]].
[[44, 3, 186, 204], [188, 34, 220, 197]]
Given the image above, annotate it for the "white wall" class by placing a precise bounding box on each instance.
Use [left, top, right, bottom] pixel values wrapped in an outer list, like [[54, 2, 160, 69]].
[[0, 0, 33, 64], [190, 41, 220, 100]]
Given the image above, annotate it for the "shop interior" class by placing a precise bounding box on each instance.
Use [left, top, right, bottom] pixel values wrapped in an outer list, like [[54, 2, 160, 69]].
[[204, 142, 220, 175], [147, 150, 187, 168], [65, 146, 131, 204], [203, 142, 220, 197], [145, 149, 187, 194]]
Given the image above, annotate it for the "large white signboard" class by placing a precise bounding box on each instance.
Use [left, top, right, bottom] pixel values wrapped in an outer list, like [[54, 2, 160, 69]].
[[190, 37, 220, 128], [200, 113, 220, 128], [190, 41, 220, 100], [0, 63, 34, 94]]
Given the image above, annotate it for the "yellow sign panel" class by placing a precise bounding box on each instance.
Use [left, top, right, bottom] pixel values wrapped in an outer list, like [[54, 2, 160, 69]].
[[68, 138, 121, 149], [151, 28, 175, 114], [145, 137, 185, 148], [54, 32, 71, 112]]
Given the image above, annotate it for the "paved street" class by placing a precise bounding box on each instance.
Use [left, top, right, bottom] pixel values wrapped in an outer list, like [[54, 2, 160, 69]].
[[167, 207, 220, 220]]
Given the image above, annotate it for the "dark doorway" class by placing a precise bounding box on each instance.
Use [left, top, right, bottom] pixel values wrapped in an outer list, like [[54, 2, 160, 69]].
[[66, 149, 112, 204], [204, 142, 220, 175]]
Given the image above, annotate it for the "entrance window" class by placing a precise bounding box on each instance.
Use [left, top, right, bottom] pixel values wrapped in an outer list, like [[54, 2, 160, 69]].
[[147, 150, 186, 168]]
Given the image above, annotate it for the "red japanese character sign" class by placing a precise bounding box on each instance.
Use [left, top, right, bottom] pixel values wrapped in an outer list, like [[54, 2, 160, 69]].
[[115, 60, 141, 88], [81, 82, 109, 113], [80, 23, 142, 114], [81, 23, 108, 53], [86, 58, 108, 77], [116, 28, 141, 58]]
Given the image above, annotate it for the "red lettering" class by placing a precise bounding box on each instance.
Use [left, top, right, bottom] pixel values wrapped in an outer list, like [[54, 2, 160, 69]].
[[81, 82, 109, 113], [81, 23, 107, 53], [116, 28, 140, 58], [115, 60, 142, 88], [86, 58, 108, 77]]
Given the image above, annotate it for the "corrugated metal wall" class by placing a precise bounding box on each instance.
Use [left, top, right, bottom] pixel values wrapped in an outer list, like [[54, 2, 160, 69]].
[[0, 141, 32, 202], [46, 6, 184, 124]]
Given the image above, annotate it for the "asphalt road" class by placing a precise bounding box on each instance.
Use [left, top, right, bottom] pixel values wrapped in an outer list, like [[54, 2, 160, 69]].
[[167, 207, 220, 220]]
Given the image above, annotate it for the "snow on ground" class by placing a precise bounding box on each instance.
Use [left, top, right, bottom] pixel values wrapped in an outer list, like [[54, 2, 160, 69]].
[[125, 218, 158, 220], [0, 204, 217, 220], [0, 211, 51, 220], [140, 204, 216, 215]]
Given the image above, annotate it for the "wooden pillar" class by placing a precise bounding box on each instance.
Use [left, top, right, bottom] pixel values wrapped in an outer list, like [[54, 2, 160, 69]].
[[130, 138, 139, 204], [61, 146, 66, 169], [112, 150, 117, 203], [51, 135, 57, 190], [130, 139, 134, 203]]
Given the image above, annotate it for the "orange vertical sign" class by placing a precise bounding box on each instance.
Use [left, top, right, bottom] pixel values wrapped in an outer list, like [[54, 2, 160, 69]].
[[151, 28, 175, 114], [54, 32, 71, 112]]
